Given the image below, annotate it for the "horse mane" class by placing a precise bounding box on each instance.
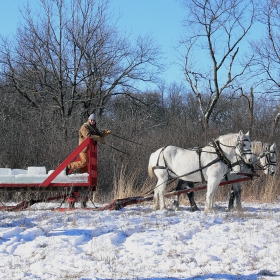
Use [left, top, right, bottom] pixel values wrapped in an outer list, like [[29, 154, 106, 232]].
[[251, 141, 263, 155], [251, 141, 267, 155], [216, 133, 240, 146]]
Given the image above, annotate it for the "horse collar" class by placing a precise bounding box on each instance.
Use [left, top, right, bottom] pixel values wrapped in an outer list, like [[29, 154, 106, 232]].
[[213, 140, 232, 170]]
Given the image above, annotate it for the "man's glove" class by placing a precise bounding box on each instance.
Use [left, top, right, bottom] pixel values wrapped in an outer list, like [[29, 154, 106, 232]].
[[100, 129, 111, 138], [91, 135, 106, 144]]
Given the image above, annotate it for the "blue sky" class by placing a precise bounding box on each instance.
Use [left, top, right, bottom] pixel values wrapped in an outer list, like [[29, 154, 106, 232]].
[[0, 0, 265, 91], [0, 0, 186, 89], [110, 0, 186, 85]]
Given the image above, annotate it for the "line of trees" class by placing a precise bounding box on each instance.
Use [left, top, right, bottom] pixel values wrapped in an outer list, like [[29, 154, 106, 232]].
[[0, 0, 279, 200]]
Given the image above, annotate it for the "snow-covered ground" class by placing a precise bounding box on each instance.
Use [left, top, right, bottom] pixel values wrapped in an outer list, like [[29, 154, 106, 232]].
[[0, 200, 280, 280]]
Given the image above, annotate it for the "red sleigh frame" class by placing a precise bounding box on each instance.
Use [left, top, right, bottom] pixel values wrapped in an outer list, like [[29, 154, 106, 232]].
[[0, 137, 97, 191]]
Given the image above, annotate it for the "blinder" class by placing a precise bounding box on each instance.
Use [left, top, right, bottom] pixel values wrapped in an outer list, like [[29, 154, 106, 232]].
[[258, 149, 277, 171], [235, 138, 253, 164]]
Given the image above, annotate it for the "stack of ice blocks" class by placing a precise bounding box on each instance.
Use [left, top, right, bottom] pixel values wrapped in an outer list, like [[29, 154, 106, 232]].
[[0, 167, 88, 183]]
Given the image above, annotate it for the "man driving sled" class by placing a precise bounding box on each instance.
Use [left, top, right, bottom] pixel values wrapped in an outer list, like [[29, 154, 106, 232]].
[[66, 114, 111, 174]]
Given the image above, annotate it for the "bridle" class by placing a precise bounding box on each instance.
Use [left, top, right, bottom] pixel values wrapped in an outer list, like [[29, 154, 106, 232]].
[[235, 138, 253, 161], [217, 137, 253, 167], [257, 147, 277, 173]]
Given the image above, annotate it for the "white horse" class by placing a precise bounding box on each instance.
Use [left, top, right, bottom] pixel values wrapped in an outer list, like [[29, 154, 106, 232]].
[[173, 141, 277, 211], [227, 141, 277, 210], [148, 131, 253, 212]]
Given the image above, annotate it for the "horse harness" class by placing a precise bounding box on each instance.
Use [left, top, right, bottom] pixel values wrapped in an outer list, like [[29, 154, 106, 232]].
[[152, 139, 251, 183], [256, 144, 277, 171]]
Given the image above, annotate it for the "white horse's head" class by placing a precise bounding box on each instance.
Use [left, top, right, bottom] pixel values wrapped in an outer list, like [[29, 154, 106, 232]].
[[216, 130, 253, 167], [258, 142, 277, 176], [235, 131, 253, 165]]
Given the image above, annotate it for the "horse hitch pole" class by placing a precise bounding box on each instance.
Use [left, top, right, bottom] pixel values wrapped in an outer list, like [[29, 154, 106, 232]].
[[236, 172, 260, 180]]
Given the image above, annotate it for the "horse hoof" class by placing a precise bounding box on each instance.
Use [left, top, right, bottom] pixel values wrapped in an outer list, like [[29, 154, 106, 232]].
[[204, 208, 213, 214], [190, 206, 199, 212], [173, 200, 179, 207]]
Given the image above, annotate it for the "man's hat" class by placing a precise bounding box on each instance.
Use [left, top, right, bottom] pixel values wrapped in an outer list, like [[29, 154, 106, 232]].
[[88, 114, 96, 120]]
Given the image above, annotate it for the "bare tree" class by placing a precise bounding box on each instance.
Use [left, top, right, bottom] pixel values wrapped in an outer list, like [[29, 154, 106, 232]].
[[241, 87, 254, 134], [180, 0, 255, 139], [250, 0, 280, 139], [0, 0, 162, 138]]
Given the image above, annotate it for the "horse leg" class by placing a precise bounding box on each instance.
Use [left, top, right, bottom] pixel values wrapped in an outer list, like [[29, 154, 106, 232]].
[[158, 186, 167, 210], [153, 189, 160, 211], [234, 183, 242, 210], [205, 179, 219, 213], [153, 172, 168, 210], [173, 180, 184, 210], [228, 183, 242, 211], [173, 195, 180, 210], [153, 185, 167, 210], [153, 187, 167, 210], [228, 185, 235, 210], [184, 181, 199, 211], [188, 191, 199, 212], [173, 181, 198, 211]]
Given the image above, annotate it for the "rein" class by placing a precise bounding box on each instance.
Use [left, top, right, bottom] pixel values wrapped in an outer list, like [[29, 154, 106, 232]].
[[105, 143, 130, 155], [105, 132, 144, 155], [110, 133, 144, 146]]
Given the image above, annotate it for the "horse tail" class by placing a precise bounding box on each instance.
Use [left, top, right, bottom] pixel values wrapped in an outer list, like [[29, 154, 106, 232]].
[[148, 148, 164, 178], [148, 153, 155, 178]]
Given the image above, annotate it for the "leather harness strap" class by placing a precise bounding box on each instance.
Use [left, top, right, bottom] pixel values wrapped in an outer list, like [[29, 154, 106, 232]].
[[152, 146, 180, 177], [197, 148, 206, 183], [213, 140, 232, 170]]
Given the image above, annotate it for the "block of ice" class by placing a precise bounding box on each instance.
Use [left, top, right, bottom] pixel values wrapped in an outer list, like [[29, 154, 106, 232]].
[[52, 176, 71, 183], [15, 175, 35, 183], [0, 175, 15, 183], [28, 166, 46, 175], [32, 175, 48, 183], [48, 170, 66, 176], [11, 169, 28, 175], [68, 173, 88, 182], [0, 168, 12, 175], [47, 170, 71, 182]]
